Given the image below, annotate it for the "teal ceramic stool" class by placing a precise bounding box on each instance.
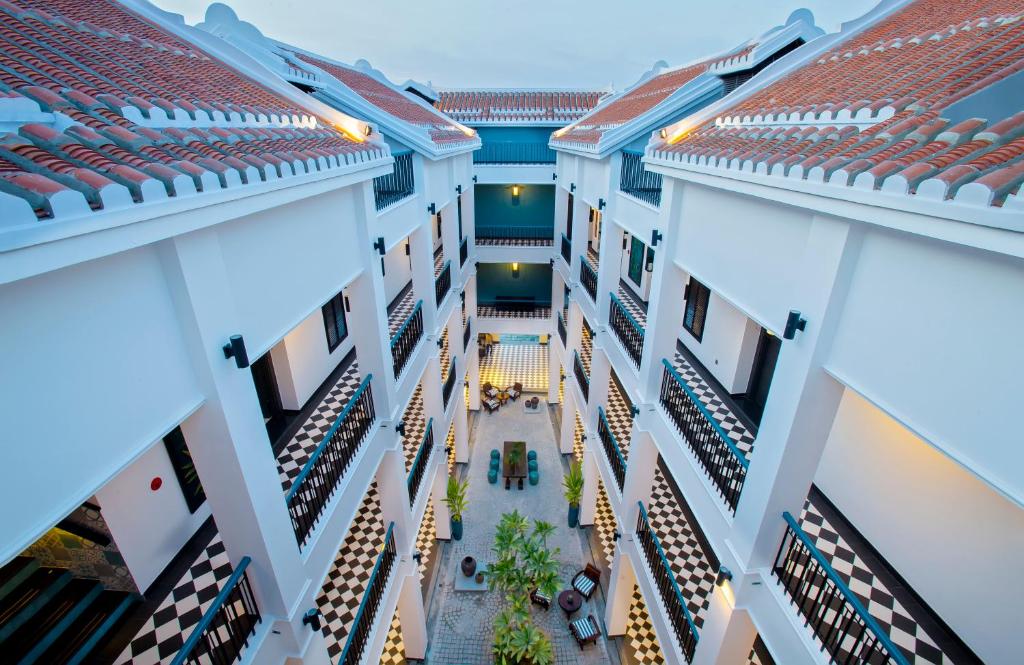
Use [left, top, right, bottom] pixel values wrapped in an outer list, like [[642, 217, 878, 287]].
[[528, 470, 539, 486], [528, 459, 538, 472], [490, 449, 500, 460], [488, 468, 498, 484], [490, 458, 500, 472], [527, 450, 537, 461]]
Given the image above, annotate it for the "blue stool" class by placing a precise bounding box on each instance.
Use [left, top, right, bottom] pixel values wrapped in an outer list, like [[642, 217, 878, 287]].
[[488, 468, 498, 484], [491, 449, 500, 460], [528, 459, 538, 472], [490, 458, 500, 471], [528, 470, 539, 486], [527, 450, 537, 461]]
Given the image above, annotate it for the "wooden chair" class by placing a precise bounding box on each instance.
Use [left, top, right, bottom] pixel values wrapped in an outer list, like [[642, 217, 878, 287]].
[[507, 382, 522, 401], [482, 396, 500, 413], [529, 588, 551, 611], [569, 614, 601, 649], [482, 382, 499, 399], [571, 564, 601, 600]]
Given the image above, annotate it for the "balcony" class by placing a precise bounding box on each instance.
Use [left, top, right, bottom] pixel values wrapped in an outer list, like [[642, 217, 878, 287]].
[[463, 316, 473, 350], [390, 300, 424, 379], [473, 141, 556, 164], [620, 150, 662, 207], [609, 292, 644, 368], [374, 151, 415, 211], [573, 350, 589, 402], [435, 260, 452, 307], [597, 406, 626, 491], [557, 311, 567, 347], [338, 522, 397, 665], [560, 233, 571, 265], [285, 375, 377, 547], [475, 225, 554, 247], [477, 299, 551, 320], [579, 256, 598, 301], [407, 418, 435, 507], [459, 236, 468, 266], [442, 359, 457, 409]]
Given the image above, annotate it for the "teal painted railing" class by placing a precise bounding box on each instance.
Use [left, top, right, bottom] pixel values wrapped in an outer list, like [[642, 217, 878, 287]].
[[390, 300, 424, 378], [406, 418, 435, 507], [474, 141, 556, 164], [609, 292, 644, 367], [597, 407, 627, 491], [579, 255, 597, 301], [338, 523, 397, 665]]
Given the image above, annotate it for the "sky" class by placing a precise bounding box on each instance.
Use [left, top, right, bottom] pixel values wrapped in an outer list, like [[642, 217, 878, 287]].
[[152, 0, 880, 90]]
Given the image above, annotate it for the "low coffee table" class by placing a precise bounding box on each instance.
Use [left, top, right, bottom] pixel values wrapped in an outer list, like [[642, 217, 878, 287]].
[[558, 589, 583, 618]]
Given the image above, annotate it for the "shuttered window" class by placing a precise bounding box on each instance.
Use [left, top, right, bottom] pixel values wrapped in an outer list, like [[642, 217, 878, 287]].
[[683, 278, 710, 342], [322, 291, 348, 352]]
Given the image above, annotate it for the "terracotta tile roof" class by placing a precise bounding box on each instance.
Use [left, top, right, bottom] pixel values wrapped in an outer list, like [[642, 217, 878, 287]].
[[650, 0, 1024, 209], [433, 90, 606, 124], [295, 54, 476, 146], [0, 0, 385, 226]]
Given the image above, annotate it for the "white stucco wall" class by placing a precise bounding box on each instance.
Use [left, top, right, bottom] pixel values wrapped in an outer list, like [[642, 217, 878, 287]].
[[382, 240, 413, 305], [270, 299, 355, 411]]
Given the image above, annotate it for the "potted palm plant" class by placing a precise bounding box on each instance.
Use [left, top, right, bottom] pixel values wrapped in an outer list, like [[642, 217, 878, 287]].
[[444, 476, 468, 540], [562, 461, 584, 528]]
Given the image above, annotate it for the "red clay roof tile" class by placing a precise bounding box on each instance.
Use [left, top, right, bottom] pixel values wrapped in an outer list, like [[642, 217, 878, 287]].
[[433, 90, 606, 124]]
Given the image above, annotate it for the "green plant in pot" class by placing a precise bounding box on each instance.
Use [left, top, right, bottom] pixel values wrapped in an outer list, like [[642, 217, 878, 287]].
[[444, 475, 468, 541], [563, 461, 584, 528]]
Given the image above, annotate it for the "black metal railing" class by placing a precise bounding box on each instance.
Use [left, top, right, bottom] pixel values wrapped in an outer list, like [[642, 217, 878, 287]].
[[435, 261, 452, 307], [620, 150, 662, 207], [443, 360, 457, 409], [390, 301, 424, 379], [560, 233, 571, 264], [573, 350, 589, 402], [459, 236, 468, 266], [636, 504, 700, 662], [557, 312, 567, 347], [579, 257, 597, 301], [609, 293, 644, 368], [406, 419, 435, 507], [463, 316, 472, 350], [338, 523, 397, 665], [597, 407, 626, 492], [473, 141, 557, 164], [475, 225, 555, 243], [286, 375, 376, 547], [660, 359, 748, 512], [774, 513, 909, 665], [171, 557, 261, 665], [374, 151, 415, 211]]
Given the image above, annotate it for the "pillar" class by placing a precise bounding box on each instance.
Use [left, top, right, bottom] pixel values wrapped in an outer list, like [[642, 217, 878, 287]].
[[420, 355, 444, 438], [465, 273, 481, 411], [397, 566, 428, 660], [586, 343, 612, 435], [579, 448, 600, 526], [558, 385, 578, 455], [594, 216, 624, 330], [547, 344, 562, 405], [376, 447, 416, 554], [604, 546, 637, 636], [431, 466, 451, 540], [440, 199, 461, 287], [347, 268, 398, 418], [692, 591, 757, 665], [409, 222, 438, 335], [452, 386, 469, 464], [620, 429, 659, 528]]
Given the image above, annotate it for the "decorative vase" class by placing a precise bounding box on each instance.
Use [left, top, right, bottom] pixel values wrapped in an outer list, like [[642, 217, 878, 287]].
[[461, 555, 476, 577], [452, 518, 464, 541], [475, 572, 485, 584], [567, 504, 580, 529]]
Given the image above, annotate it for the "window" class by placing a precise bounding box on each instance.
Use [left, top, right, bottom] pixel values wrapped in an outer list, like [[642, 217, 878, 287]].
[[457, 195, 463, 240], [322, 291, 348, 352], [566, 193, 574, 240], [683, 278, 710, 342]]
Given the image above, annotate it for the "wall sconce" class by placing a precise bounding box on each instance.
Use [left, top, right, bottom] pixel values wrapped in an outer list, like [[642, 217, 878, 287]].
[[511, 262, 520, 279], [373, 237, 385, 256], [651, 229, 663, 247], [613, 530, 621, 542], [437, 337, 444, 349], [412, 550, 422, 563], [222, 335, 249, 369], [552, 172, 558, 181], [427, 202, 436, 215], [395, 420, 406, 436], [645, 248, 655, 273], [716, 566, 733, 587], [511, 184, 521, 205], [659, 127, 668, 139], [549, 258, 554, 267], [570, 183, 576, 193], [472, 175, 478, 183], [456, 184, 462, 194], [783, 310, 807, 340], [404, 240, 410, 256], [303, 608, 322, 630], [598, 198, 606, 210], [630, 405, 639, 417]]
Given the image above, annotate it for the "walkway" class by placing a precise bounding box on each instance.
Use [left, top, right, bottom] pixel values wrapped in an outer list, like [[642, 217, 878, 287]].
[[478, 341, 549, 393], [424, 402, 612, 664], [388, 282, 418, 337]]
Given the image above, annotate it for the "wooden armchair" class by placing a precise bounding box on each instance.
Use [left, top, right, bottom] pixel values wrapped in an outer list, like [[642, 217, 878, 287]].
[[529, 588, 551, 611], [569, 614, 601, 649], [571, 564, 601, 600], [507, 382, 522, 401], [482, 382, 499, 399]]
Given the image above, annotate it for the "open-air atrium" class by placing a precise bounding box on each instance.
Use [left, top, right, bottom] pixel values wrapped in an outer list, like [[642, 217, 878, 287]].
[[0, 0, 1021, 663]]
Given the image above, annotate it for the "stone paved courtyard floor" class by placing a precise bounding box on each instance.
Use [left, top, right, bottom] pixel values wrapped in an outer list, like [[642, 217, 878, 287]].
[[423, 400, 614, 664]]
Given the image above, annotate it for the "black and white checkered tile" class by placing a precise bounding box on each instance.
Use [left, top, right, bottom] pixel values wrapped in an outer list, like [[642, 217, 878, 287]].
[[797, 496, 951, 664], [477, 304, 552, 319], [317, 482, 388, 661], [573, 411, 584, 462], [401, 383, 427, 472], [647, 467, 716, 631], [587, 246, 600, 271], [277, 361, 363, 492], [593, 480, 618, 567], [446, 421, 456, 471], [626, 584, 665, 665], [439, 328, 450, 382], [605, 377, 634, 460], [380, 609, 407, 665], [115, 530, 233, 664], [479, 342, 549, 393], [747, 634, 776, 665], [669, 352, 755, 460], [434, 247, 445, 278], [475, 237, 553, 247], [616, 284, 647, 329], [388, 287, 418, 338], [580, 323, 593, 375], [415, 495, 436, 582]]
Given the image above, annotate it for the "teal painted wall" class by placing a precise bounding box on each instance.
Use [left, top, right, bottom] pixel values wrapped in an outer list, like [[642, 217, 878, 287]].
[[477, 263, 552, 305], [477, 126, 555, 143], [475, 184, 555, 230]]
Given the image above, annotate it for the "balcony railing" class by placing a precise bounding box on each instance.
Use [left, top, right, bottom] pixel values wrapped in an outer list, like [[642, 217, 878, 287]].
[[597, 407, 626, 492], [286, 375, 376, 547], [435, 260, 452, 307], [171, 556, 261, 665], [459, 236, 468, 266], [391, 300, 424, 379], [475, 225, 555, 244], [557, 312, 567, 347], [443, 360, 457, 409], [660, 359, 748, 512], [609, 293, 644, 368], [463, 316, 473, 350], [560, 233, 572, 265], [339, 523, 397, 665], [407, 419, 435, 507], [573, 350, 589, 402], [636, 504, 700, 662], [473, 141, 556, 164], [579, 257, 597, 302], [374, 151, 415, 211], [620, 150, 662, 207], [774, 513, 909, 665]]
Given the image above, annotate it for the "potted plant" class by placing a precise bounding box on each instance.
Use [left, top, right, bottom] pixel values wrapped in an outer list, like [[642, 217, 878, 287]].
[[444, 476, 468, 540], [562, 461, 584, 528]]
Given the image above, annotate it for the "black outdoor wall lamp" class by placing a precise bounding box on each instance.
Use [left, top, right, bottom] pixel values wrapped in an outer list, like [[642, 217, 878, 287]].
[[427, 202, 437, 215], [303, 608, 322, 630], [613, 530, 621, 542], [598, 198, 606, 210], [412, 550, 422, 563], [373, 236, 385, 256], [630, 405, 640, 417], [456, 184, 462, 194], [472, 175, 478, 183], [552, 172, 558, 181], [437, 338, 444, 349], [395, 420, 406, 436], [716, 566, 733, 587], [570, 183, 576, 192], [651, 229, 663, 247], [222, 335, 249, 369], [783, 310, 807, 340]]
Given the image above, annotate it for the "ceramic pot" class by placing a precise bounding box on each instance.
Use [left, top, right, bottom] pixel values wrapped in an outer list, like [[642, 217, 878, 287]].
[[452, 518, 464, 541], [567, 504, 580, 529], [461, 555, 476, 577]]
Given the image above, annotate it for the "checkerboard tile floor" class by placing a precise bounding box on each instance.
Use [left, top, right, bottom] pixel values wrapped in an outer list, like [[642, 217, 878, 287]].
[[647, 466, 716, 631], [573, 411, 585, 462], [115, 529, 233, 664], [446, 421, 456, 471], [317, 482, 388, 661], [747, 634, 775, 665], [795, 495, 952, 664], [475, 236, 553, 247], [626, 584, 665, 665], [477, 304, 552, 319], [434, 246, 445, 277], [669, 351, 756, 460], [616, 284, 647, 329], [580, 323, 593, 374], [440, 328, 450, 382], [380, 609, 407, 665], [479, 342, 549, 393], [415, 495, 437, 582], [593, 480, 618, 567], [401, 383, 427, 472], [276, 360, 363, 492], [587, 246, 600, 271], [604, 376, 634, 460], [388, 285, 418, 338]]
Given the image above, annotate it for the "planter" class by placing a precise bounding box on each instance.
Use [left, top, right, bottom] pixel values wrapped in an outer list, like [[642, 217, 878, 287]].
[[461, 556, 476, 577], [452, 518, 464, 541], [567, 504, 580, 529], [475, 572, 485, 584]]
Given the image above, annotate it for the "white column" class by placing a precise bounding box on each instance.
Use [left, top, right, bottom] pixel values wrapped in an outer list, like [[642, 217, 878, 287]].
[[579, 447, 600, 526], [431, 466, 451, 540], [440, 200, 461, 287], [559, 384, 578, 455], [409, 223, 438, 335], [376, 447, 416, 553], [620, 429, 659, 528], [548, 344, 562, 405], [421, 355, 444, 438], [568, 193, 589, 288], [604, 546, 637, 636], [465, 273, 481, 411], [397, 567, 428, 660], [452, 386, 469, 464], [594, 218, 624, 330], [586, 343, 612, 434], [692, 592, 757, 665], [463, 184, 477, 256], [347, 268, 398, 418]]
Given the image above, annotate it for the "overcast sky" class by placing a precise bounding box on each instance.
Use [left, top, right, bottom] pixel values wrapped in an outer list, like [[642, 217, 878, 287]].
[[153, 0, 878, 90]]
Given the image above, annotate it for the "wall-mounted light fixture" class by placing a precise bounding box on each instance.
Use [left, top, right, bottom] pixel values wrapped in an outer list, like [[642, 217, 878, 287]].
[[404, 240, 410, 256], [598, 198, 606, 210], [549, 258, 554, 268], [412, 550, 422, 563], [552, 172, 557, 181], [511, 184, 521, 205], [659, 127, 669, 140], [783, 310, 807, 340], [570, 183, 576, 193], [373, 236, 386, 256], [456, 184, 462, 194], [645, 248, 655, 273], [437, 337, 444, 349], [222, 335, 249, 369], [303, 608, 322, 630], [511, 262, 520, 279], [630, 405, 640, 417], [395, 420, 406, 437], [651, 229, 663, 247], [716, 566, 733, 587], [613, 530, 621, 542], [427, 202, 436, 215], [472, 175, 478, 183]]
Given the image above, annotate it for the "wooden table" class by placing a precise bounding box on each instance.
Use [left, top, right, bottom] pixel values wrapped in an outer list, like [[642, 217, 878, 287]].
[[558, 589, 582, 618], [503, 440, 526, 489]]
